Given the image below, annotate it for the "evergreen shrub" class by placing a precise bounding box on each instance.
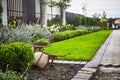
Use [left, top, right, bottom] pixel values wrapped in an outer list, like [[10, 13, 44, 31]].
[[53, 29, 89, 41], [0, 70, 21, 80], [0, 42, 34, 73], [33, 38, 49, 46]]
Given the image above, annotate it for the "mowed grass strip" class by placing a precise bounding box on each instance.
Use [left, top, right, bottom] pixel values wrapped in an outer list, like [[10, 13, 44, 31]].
[[44, 30, 112, 61]]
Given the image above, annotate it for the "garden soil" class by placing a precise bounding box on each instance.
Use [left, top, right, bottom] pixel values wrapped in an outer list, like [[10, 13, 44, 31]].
[[27, 64, 82, 80]]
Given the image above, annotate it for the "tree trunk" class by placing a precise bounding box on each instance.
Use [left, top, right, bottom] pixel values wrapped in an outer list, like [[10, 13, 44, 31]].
[[51, 7, 53, 21], [60, 7, 63, 25], [40, 1, 43, 27], [50, 0, 53, 21]]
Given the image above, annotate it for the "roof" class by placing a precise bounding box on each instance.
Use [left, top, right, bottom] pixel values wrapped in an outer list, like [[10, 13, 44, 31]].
[[114, 19, 120, 25]]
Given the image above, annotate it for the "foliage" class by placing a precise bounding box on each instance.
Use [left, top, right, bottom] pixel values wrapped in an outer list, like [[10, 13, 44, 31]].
[[48, 24, 74, 33], [44, 30, 112, 61], [9, 17, 18, 28], [72, 15, 100, 27], [92, 13, 100, 26], [48, 0, 57, 21], [0, 42, 34, 73], [72, 16, 81, 26], [56, 0, 71, 9], [52, 29, 89, 41], [56, 0, 71, 25], [0, 24, 48, 45], [100, 18, 108, 29], [33, 38, 49, 46], [52, 27, 101, 42], [0, 70, 21, 80]]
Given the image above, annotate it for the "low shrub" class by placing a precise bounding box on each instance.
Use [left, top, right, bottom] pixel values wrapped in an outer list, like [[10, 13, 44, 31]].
[[48, 24, 74, 33], [0, 24, 49, 45], [33, 38, 49, 46], [52, 29, 89, 41], [0, 42, 34, 73], [0, 70, 21, 80]]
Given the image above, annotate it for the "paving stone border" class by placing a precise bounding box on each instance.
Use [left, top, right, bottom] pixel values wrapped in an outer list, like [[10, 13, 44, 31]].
[[50, 60, 87, 65]]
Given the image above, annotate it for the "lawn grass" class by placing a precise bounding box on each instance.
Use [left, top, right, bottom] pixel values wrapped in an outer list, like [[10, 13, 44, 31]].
[[44, 30, 112, 61]]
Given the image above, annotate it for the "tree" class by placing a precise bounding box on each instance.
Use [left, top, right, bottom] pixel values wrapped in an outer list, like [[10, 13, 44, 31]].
[[48, 0, 57, 22], [56, 0, 71, 25], [92, 13, 100, 26], [102, 11, 107, 19], [72, 16, 81, 27], [100, 18, 108, 29], [37, 0, 47, 27], [100, 11, 108, 29]]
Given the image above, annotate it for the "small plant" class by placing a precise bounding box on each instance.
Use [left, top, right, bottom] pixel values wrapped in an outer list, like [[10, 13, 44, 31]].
[[48, 24, 74, 33], [9, 17, 18, 28], [33, 38, 49, 46], [0, 70, 21, 80], [0, 42, 34, 73]]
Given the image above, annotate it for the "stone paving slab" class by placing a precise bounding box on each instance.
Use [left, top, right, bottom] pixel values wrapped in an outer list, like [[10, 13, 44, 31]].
[[73, 74, 91, 78], [101, 30, 120, 66], [81, 67, 97, 73], [71, 78, 89, 80], [99, 67, 120, 73], [100, 30, 120, 72]]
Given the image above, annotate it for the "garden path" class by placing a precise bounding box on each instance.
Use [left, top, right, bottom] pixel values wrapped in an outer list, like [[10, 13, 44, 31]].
[[72, 30, 120, 80], [99, 30, 120, 73]]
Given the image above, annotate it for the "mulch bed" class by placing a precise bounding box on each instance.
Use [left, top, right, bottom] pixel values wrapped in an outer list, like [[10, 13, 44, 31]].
[[27, 63, 82, 80]]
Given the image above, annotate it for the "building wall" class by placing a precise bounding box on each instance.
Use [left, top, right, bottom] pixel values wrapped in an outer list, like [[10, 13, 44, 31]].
[[6, 0, 36, 24], [23, 0, 36, 24], [1, 0, 61, 25]]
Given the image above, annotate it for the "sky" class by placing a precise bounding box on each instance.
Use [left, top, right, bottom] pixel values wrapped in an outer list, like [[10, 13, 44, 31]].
[[66, 0, 120, 18]]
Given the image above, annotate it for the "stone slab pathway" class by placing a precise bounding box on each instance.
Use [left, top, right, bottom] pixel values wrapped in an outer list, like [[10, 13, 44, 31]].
[[72, 30, 120, 80], [100, 30, 120, 73]]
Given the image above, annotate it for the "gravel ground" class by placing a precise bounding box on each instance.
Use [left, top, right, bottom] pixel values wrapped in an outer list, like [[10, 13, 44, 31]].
[[27, 64, 82, 80], [94, 72, 120, 80]]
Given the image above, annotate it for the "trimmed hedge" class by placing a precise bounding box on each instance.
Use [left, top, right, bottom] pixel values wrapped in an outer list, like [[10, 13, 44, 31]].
[[0, 42, 34, 73], [53, 29, 89, 41]]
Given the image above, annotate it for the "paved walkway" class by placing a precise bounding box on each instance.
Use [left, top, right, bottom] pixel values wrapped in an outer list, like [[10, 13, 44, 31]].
[[99, 30, 120, 73], [72, 30, 120, 80]]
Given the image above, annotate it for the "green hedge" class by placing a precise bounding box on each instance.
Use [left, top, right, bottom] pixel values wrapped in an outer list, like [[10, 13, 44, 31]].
[[0, 42, 34, 73], [53, 29, 89, 41]]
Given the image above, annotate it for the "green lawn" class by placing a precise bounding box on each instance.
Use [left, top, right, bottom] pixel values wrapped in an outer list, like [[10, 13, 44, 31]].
[[44, 30, 112, 61]]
